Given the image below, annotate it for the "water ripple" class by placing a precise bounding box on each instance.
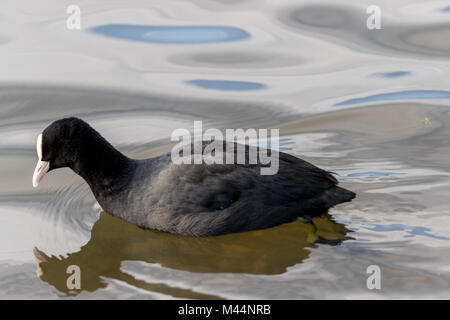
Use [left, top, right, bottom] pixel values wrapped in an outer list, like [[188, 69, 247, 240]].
[[279, 3, 450, 58], [187, 79, 266, 91], [89, 24, 251, 44], [370, 71, 411, 78], [170, 51, 303, 69], [366, 224, 450, 241], [335, 90, 450, 106]]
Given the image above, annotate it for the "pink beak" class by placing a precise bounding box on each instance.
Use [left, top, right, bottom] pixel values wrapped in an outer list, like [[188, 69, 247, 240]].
[[32, 160, 49, 188]]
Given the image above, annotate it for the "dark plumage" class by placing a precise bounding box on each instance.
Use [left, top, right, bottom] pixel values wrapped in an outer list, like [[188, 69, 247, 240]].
[[33, 117, 355, 236]]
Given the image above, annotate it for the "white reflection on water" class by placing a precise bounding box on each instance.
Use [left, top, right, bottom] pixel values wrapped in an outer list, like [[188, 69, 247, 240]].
[[0, 0, 450, 299]]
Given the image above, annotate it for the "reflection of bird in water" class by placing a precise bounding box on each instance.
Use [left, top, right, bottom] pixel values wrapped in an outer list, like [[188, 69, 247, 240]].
[[34, 212, 352, 298]]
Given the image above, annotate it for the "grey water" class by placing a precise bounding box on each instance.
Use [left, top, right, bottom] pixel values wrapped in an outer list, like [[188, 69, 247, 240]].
[[0, 0, 450, 299]]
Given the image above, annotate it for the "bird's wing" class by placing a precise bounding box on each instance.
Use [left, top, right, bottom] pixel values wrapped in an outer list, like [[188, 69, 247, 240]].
[[150, 141, 338, 213]]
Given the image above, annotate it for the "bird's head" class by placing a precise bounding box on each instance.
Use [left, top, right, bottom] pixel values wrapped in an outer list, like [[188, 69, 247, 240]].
[[32, 117, 90, 187]]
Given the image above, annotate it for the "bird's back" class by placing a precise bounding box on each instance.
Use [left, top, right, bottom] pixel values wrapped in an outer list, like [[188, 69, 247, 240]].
[[106, 142, 355, 236]]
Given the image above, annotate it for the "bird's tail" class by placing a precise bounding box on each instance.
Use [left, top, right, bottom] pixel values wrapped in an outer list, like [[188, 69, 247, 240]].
[[321, 186, 356, 206], [298, 186, 355, 217], [331, 185, 355, 201]]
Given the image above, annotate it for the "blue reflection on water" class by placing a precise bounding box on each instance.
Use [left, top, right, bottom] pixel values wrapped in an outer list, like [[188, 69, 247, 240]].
[[336, 170, 406, 182], [88, 24, 251, 44], [346, 172, 405, 177], [268, 137, 293, 151], [187, 79, 266, 91], [335, 90, 450, 106], [248, 138, 293, 151], [371, 71, 411, 78], [366, 224, 450, 241]]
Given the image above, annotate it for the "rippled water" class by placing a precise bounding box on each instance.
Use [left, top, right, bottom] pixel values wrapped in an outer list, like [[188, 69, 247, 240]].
[[1, 0, 450, 299]]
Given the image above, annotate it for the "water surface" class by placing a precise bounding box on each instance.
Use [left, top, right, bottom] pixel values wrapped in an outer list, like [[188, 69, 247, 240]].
[[0, 0, 449, 299], [89, 25, 251, 44]]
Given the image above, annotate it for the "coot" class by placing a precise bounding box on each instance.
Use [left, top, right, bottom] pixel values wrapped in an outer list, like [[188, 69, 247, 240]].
[[32, 117, 355, 236]]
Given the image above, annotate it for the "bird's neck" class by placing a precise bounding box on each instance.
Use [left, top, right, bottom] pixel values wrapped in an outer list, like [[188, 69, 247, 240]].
[[71, 134, 136, 197]]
